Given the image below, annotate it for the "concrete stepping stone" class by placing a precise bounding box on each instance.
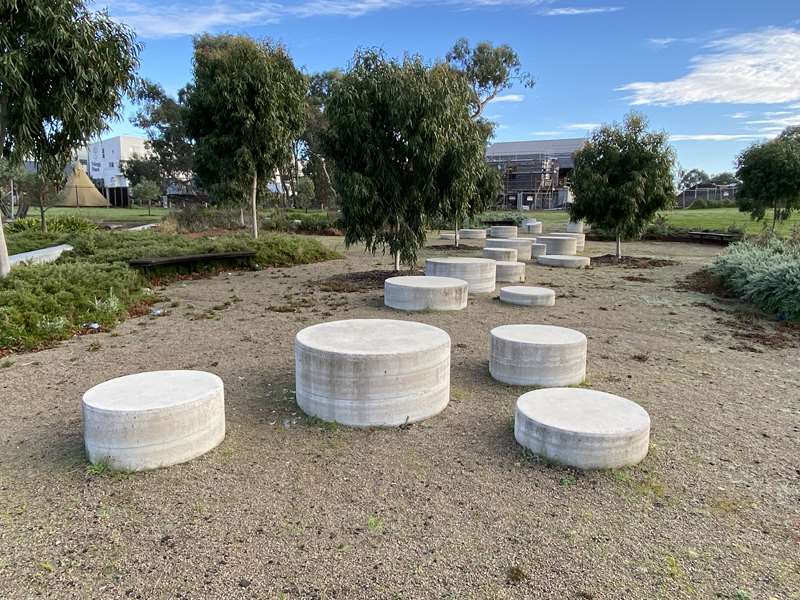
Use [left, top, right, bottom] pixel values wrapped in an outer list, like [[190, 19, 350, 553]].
[[384, 276, 467, 311], [499, 286, 555, 306], [483, 247, 517, 262], [522, 219, 543, 234], [534, 235, 577, 256], [566, 221, 585, 233], [487, 225, 518, 239], [485, 238, 533, 261], [537, 255, 591, 269], [514, 388, 650, 469], [425, 257, 496, 293], [459, 228, 487, 240], [295, 319, 450, 427], [555, 232, 586, 251], [489, 324, 587, 387], [495, 261, 526, 283], [82, 370, 226, 472]]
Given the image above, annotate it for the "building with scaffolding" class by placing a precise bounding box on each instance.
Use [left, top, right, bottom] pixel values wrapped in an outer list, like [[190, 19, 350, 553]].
[[486, 138, 587, 210]]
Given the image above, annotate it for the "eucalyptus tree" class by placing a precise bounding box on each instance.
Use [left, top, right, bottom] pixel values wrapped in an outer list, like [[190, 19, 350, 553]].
[[184, 34, 306, 238], [570, 113, 675, 259], [0, 0, 140, 271], [324, 50, 490, 270]]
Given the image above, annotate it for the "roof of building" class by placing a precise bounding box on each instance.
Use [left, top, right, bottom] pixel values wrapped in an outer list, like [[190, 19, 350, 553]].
[[486, 138, 587, 169]]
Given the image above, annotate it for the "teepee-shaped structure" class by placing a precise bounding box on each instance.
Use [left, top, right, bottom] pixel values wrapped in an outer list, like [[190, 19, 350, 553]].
[[56, 162, 108, 207]]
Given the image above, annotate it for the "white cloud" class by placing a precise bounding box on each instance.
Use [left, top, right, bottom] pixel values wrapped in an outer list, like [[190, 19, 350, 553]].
[[618, 28, 800, 106], [532, 130, 563, 136], [488, 94, 525, 104], [726, 112, 750, 119], [670, 133, 768, 142], [648, 37, 676, 48], [565, 122, 599, 130], [543, 6, 622, 16]]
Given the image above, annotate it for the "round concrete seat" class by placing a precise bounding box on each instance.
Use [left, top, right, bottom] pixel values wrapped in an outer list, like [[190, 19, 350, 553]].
[[537, 255, 591, 269], [566, 221, 585, 233], [530, 243, 547, 257], [483, 247, 517, 262], [495, 261, 526, 283], [499, 286, 555, 307], [485, 238, 533, 261], [439, 232, 455, 240], [556, 232, 586, 251], [384, 276, 467, 311], [489, 324, 587, 387], [459, 228, 487, 240], [82, 370, 225, 472], [514, 388, 650, 469], [522, 220, 543, 234], [488, 225, 518, 239], [295, 319, 450, 427], [425, 257, 496, 293], [535, 235, 577, 256]]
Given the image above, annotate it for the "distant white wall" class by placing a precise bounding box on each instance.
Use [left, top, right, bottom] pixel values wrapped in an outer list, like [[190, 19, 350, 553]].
[[88, 136, 149, 188]]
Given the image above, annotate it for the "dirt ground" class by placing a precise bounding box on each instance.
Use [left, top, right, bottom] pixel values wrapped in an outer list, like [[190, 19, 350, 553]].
[[1, 236, 798, 600]]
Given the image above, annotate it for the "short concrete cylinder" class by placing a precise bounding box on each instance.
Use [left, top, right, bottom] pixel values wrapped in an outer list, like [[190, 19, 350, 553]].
[[535, 235, 577, 256], [82, 370, 226, 472], [425, 257, 496, 293], [514, 388, 650, 469], [483, 247, 518, 262], [459, 228, 487, 240], [484, 238, 533, 261], [499, 286, 555, 307], [489, 324, 587, 387], [384, 276, 468, 311], [537, 255, 591, 269], [488, 225, 518, 239], [556, 232, 586, 251], [522, 220, 543, 234], [530, 243, 547, 257], [495, 261, 526, 283], [566, 221, 585, 233], [439, 233, 455, 240], [295, 319, 450, 427]]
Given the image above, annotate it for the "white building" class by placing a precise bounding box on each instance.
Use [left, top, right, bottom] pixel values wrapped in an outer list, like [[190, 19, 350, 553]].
[[87, 135, 149, 188]]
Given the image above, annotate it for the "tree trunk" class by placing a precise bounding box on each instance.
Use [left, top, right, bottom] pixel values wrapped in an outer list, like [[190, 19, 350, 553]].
[[0, 218, 10, 279], [239, 207, 245, 227], [148, 198, 152, 216], [251, 171, 259, 239], [394, 250, 400, 272], [454, 215, 460, 248], [773, 204, 779, 232], [615, 234, 622, 260], [39, 202, 47, 233]]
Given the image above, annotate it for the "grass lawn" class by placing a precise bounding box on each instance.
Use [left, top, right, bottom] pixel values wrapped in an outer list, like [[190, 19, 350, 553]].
[[47, 206, 169, 223]]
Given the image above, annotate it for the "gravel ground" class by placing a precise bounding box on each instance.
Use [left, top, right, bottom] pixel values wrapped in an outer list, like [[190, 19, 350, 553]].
[[1, 236, 798, 600]]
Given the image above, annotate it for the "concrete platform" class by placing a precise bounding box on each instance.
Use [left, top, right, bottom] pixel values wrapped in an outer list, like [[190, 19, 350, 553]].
[[9, 244, 73, 268], [82, 370, 226, 471], [459, 228, 487, 240], [489, 324, 587, 387], [384, 276, 468, 311], [566, 221, 585, 233], [483, 247, 517, 262], [534, 235, 577, 256], [487, 225, 518, 239], [295, 319, 450, 427], [514, 388, 650, 469], [495, 261, 526, 283], [530, 243, 547, 257], [537, 255, 591, 269], [484, 238, 533, 261], [439, 233, 455, 240], [425, 257, 496, 293], [499, 286, 555, 307], [555, 232, 586, 251], [522, 220, 543, 234]]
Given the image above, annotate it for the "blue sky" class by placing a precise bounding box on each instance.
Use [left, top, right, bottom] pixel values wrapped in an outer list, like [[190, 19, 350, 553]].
[[99, 0, 800, 174]]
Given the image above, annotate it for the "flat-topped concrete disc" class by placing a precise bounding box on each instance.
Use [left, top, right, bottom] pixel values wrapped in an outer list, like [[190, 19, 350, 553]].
[[459, 228, 487, 239], [537, 255, 591, 269], [554, 232, 586, 251], [425, 257, 496, 293], [296, 319, 450, 427], [522, 220, 543, 234], [485, 238, 534, 261], [515, 388, 650, 469], [534, 235, 577, 256], [384, 275, 468, 311], [483, 247, 517, 262], [500, 286, 555, 306], [82, 370, 225, 471], [490, 324, 587, 386], [487, 225, 518, 239], [495, 261, 526, 283]]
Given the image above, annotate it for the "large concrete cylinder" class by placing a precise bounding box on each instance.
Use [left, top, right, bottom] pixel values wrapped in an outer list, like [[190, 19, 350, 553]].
[[295, 319, 451, 427], [487, 225, 518, 239], [555, 232, 586, 251], [495, 261, 526, 283], [425, 257, 496, 293], [566, 221, 585, 233], [459, 228, 487, 240], [483, 247, 518, 262], [534, 235, 578, 256], [384, 276, 467, 311], [484, 238, 534, 261]]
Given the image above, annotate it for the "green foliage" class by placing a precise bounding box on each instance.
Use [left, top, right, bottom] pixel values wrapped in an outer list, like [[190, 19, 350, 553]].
[[736, 129, 800, 228], [678, 168, 709, 191], [184, 34, 306, 207], [130, 179, 161, 204], [0, 262, 151, 351], [711, 238, 800, 320], [324, 49, 487, 267], [5, 215, 97, 234], [6, 232, 69, 255], [121, 155, 162, 189], [570, 113, 676, 256]]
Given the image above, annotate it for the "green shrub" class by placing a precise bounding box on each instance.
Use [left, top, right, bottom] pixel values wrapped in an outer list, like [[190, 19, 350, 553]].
[[710, 238, 800, 320], [0, 262, 152, 351], [262, 210, 342, 235], [171, 206, 247, 233], [5, 215, 98, 234], [6, 231, 71, 255]]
